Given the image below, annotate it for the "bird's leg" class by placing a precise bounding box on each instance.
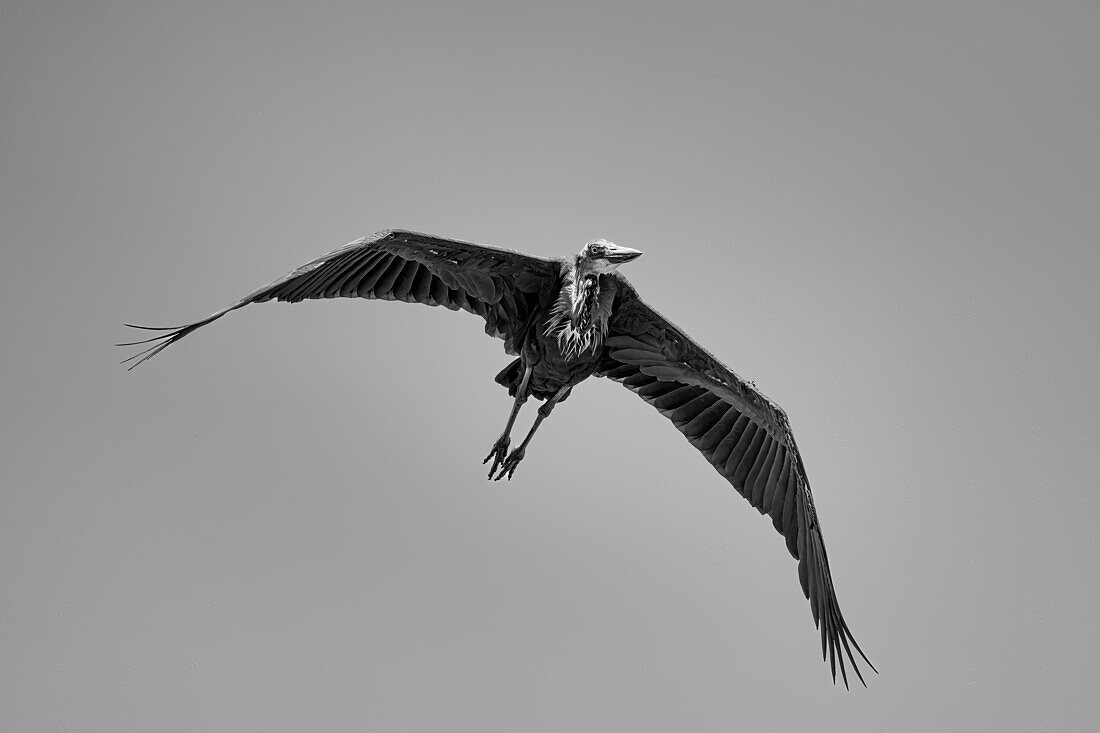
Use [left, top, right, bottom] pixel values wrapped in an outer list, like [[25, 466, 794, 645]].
[[484, 365, 533, 477], [493, 384, 570, 481]]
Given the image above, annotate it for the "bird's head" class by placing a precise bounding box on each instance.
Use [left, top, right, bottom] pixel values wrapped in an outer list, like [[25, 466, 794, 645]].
[[577, 239, 643, 274]]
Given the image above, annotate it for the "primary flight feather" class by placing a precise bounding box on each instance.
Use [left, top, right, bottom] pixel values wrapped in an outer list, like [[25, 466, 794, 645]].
[[120, 229, 875, 686]]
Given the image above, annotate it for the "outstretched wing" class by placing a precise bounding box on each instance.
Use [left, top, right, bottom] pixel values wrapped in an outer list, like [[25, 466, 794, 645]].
[[120, 230, 560, 368], [597, 275, 875, 687]]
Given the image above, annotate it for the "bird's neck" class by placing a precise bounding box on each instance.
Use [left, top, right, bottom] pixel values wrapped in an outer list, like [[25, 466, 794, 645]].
[[544, 264, 610, 357]]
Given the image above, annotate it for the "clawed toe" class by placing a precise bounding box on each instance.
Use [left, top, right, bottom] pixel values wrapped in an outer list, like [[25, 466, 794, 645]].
[[492, 448, 525, 481], [483, 436, 510, 478]]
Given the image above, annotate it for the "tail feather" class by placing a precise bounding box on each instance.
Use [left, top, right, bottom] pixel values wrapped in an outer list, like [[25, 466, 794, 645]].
[[494, 358, 524, 396]]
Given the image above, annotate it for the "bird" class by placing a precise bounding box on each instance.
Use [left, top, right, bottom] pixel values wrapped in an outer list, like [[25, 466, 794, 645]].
[[120, 229, 875, 686]]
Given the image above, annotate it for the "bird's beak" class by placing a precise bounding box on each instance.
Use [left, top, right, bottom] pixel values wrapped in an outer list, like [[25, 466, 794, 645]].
[[606, 245, 643, 264]]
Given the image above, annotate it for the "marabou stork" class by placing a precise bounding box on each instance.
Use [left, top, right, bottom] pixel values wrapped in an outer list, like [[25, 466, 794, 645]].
[[120, 230, 875, 686]]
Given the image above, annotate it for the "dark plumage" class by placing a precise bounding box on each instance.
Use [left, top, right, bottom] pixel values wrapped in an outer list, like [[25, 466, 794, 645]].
[[120, 229, 875, 686]]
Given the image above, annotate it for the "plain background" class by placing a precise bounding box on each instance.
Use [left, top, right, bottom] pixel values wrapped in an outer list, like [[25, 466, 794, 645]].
[[3, 1, 1098, 730]]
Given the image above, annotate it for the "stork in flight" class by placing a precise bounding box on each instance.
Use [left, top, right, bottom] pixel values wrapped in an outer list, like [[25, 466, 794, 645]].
[[120, 230, 875, 686]]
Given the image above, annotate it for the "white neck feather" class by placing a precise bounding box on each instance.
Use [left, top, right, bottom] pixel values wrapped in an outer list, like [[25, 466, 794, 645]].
[[544, 265, 610, 358]]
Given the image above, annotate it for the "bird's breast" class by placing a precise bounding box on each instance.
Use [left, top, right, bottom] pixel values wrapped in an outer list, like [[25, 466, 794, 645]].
[[520, 316, 605, 397]]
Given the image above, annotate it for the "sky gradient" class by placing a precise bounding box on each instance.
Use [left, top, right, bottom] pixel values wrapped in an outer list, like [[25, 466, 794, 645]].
[[2, 1, 1099, 730]]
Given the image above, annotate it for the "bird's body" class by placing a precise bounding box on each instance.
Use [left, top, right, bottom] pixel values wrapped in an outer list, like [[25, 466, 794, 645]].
[[121, 229, 874, 686], [500, 258, 627, 401]]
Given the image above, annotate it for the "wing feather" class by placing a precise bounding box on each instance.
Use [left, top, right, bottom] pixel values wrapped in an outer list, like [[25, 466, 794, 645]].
[[119, 230, 559, 369], [598, 273, 874, 686], [769, 454, 793, 529], [651, 384, 704, 411], [353, 253, 395, 296], [749, 439, 780, 506], [408, 264, 435, 304], [330, 250, 379, 298], [760, 445, 787, 513], [682, 399, 729, 439], [430, 276, 456, 311], [696, 407, 742, 453], [712, 415, 751, 469], [392, 260, 424, 301], [669, 391, 721, 425], [725, 423, 762, 480], [371, 254, 409, 297]]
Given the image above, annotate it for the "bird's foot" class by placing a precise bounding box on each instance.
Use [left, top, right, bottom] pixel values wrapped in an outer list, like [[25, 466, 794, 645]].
[[483, 435, 510, 478], [492, 447, 526, 481]]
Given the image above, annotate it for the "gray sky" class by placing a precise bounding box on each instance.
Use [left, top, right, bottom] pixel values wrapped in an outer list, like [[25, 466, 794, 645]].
[[3, 0, 1099, 730]]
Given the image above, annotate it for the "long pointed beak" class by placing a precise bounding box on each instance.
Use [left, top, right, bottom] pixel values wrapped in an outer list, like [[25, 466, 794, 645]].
[[606, 245, 643, 264]]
